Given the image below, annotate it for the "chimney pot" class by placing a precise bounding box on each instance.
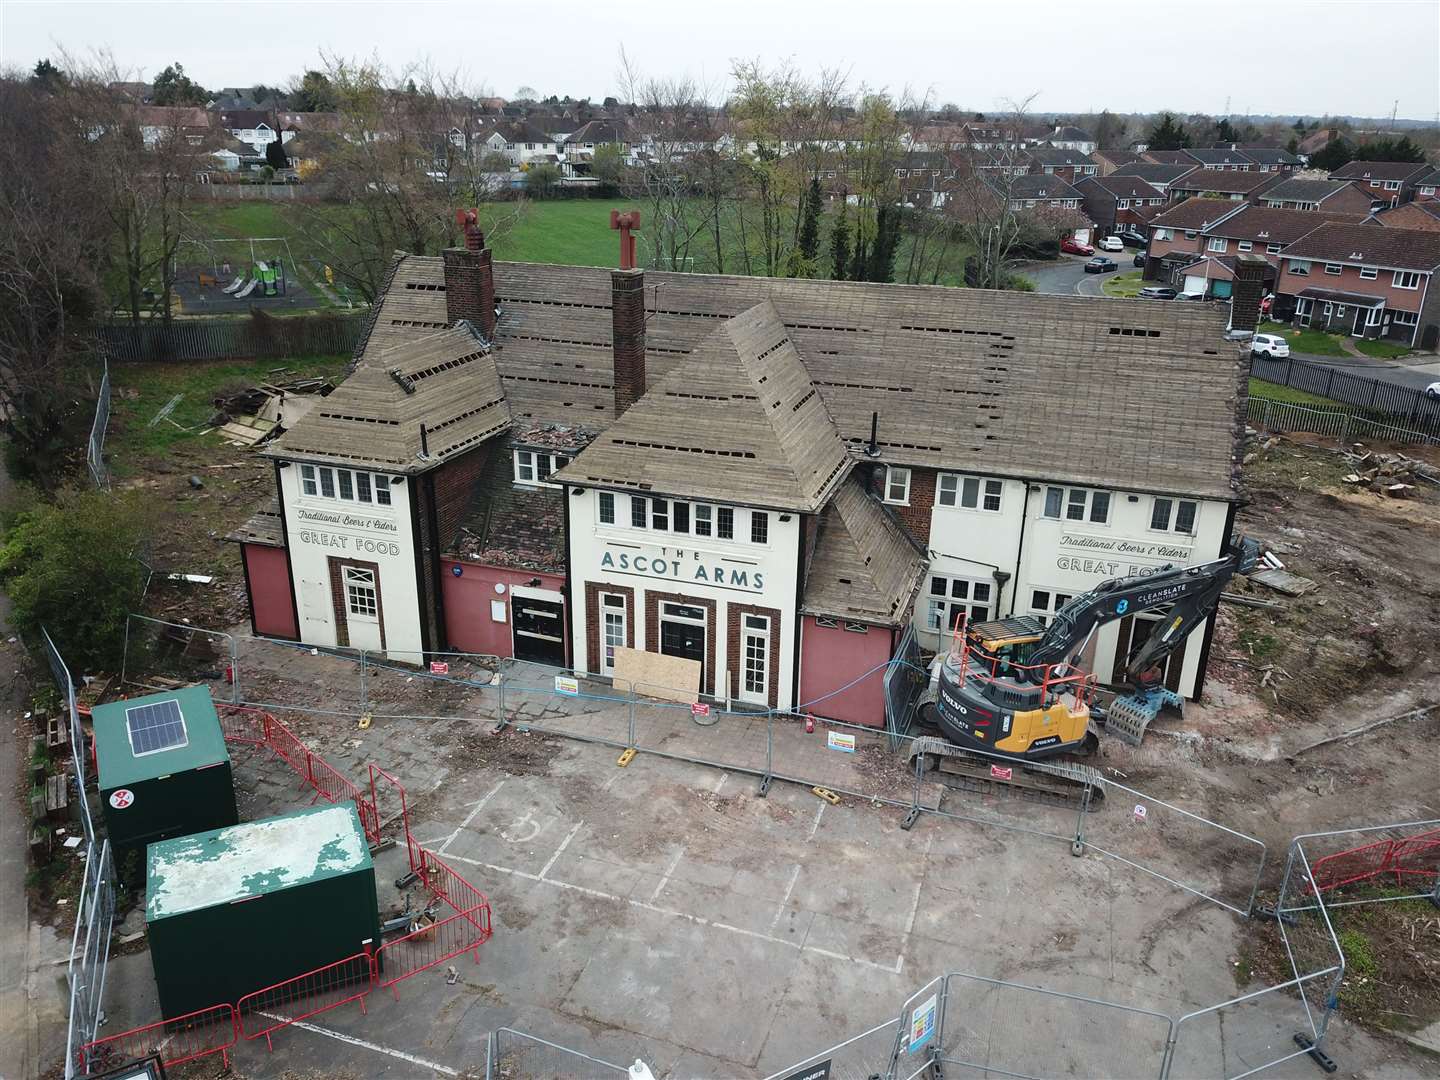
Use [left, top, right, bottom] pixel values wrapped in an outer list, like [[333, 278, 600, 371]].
[[611, 268, 646, 416]]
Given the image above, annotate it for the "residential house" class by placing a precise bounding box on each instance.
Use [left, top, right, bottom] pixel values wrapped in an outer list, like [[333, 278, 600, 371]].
[[1328, 161, 1434, 206], [1047, 125, 1096, 154], [1236, 146, 1303, 173], [563, 119, 634, 172], [1165, 169, 1283, 204], [1141, 150, 1196, 166], [1179, 147, 1254, 171], [1092, 149, 1146, 175], [1274, 222, 1440, 345], [1261, 178, 1381, 214], [1110, 162, 1199, 197], [1026, 148, 1098, 184], [1414, 168, 1440, 202], [1375, 201, 1440, 232], [218, 109, 281, 152], [1144, 199, 1249, 281], [896, 152, 957, 209], [476, 121, 559, 166], [1296, 128, 1343, 158], [1073, 175, 1166, 236], [1145, 199, 1367, 283]]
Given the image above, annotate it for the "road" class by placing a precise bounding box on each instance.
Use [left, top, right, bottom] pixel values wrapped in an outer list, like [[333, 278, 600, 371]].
[[1017, 247, 1145, 297], [1256, 349, 1440, 395]]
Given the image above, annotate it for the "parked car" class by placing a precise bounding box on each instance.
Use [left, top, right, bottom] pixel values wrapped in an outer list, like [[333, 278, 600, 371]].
[[1061, 236, 1094, 256], [1098, 235, 1124, 252], [1176, 292, 1207, 302], [1250, 333, 1291, 359], [1426, 381, 1440, 399], [1084, 257, 1118, 274], [1118, 231, 1148, 248], [1137, 286, 1177, 300], [1132, 252, 1147, 268]]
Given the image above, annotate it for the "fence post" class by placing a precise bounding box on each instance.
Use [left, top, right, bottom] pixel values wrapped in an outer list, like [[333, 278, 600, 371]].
[[1323, 367, 1335, 400], [485, 1030, 498, 1080], [1072, 782, 1092, 857], [360, 650, 368, 712], [758, 713, 773, 797], [627, 686, 636, 750], [1285, 357, 1294, 386], [229, 636, 241, 704]]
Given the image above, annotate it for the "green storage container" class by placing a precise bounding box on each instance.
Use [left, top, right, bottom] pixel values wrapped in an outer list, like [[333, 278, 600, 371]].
[[93, 686, 237, 855], [145, 803, 380, 1018]]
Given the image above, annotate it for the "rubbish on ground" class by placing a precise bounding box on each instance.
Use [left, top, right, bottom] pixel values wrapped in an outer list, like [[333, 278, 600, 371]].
[[1220, 592, 1282, 609], [210, 377, 334, 448], [163, 573, 215, 585], [1340, 446, 1440, 493], [1250, 568, 1317, 596], [149, 394, 184, 427]]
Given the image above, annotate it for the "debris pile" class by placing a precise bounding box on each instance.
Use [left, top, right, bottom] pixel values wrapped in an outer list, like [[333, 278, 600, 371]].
[[209, 373, 334, 447], [1340, 446, 1440, 498]]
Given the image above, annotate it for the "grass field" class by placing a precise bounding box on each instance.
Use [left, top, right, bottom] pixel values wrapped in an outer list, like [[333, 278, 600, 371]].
[[1101, 271, 1145, 298], [1247, 377, 1344, 407], [1258, 320, 1349, 357], [1355, 338, 1413, 360]]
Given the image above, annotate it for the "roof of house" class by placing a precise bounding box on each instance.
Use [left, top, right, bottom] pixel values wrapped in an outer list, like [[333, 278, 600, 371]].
[[1028, 147, 1096, 168], [227, 498, 285, 547], [1094, 150, 1146, 167], [130, 104, 212, 129], [566, 119, 632, 144], [1374, 201, 1440, 232], [1207, 204, 1366, 244], [481, 120, 555, 145], [1142, 150, 1194, 165], [1262, 178, 1371, 205], [554, 301, 851, 511], [266, 323, 511, 472], [1294, 286, 1386, 307], [1150, 198, 1248, 232], [352, 257, 1245, 501], [1183, 148, 1255, 168], [1004, 174, 1083, 200], [450, 436, 571, 570], [1281, 222, 1440, 271], [802, 476, 927, 623], [1110, 163, 1197, 186], [1077, 175, 1166, 200], [1416, 168, 1440, 187], [1239, 147, 1302, 166], [1329, 160, 1432, 183], [1050, 125, 1094, 142], [1171, 169, 1278, 194], [217, 109, 275, 130]]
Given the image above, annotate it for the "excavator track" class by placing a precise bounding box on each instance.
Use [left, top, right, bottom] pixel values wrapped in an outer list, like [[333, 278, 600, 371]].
[[907, 735, 1104, 809]]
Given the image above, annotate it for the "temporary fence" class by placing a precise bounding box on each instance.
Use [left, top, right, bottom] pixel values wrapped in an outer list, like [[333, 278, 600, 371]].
[[75, 1003, 240, 1074], [485, 1027, 631, 1080], [87, 358, 111, 490], [375, 904, 490, 996], [237, 951, 377, 1049], [883, 623, 928, 739], [1246, 396, 1440, 447], [1251, 353, 1440, 436], [122, 615, 238, 702], [1304, 821, 1440, 902], [95, 311, 363, 364]]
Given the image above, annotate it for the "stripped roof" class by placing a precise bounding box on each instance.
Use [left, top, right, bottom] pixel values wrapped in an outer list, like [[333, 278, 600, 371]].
[[353, 257, 1244, 501], [1262, 178, 1372, 205], [1110, 162, 1198, 186], [554, 301, 851, 511], [803, 476, 927, 623], [1281, 223, 1440, 272], [1150, 198, 1246, 232], [267, 323, 510, 471], [1170, 169, 1279, 195]]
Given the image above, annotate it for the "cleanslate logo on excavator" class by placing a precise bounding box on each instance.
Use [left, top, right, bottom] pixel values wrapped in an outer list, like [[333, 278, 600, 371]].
[[1132, 583, 1188, 608]]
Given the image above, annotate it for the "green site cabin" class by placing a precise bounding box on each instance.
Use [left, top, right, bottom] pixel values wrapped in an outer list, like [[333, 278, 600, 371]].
[[145, 803, 381, 1018], [92, 685, 237, 854]]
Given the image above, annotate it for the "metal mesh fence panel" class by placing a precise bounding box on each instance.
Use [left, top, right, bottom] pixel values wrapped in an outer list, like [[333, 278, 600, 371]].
[[761, 1016, 904, 1080], [233, 635, 364, 714], [498, 662, 633, 746], [358, 649, 501, 719], [1295, 820, 1440, 908], [486, 1028, 630, 1079], [1080, 778, 1267, 916], [87, 359, 111, 490], [628, 693, 769, 776], [122, 615, 237, 701]]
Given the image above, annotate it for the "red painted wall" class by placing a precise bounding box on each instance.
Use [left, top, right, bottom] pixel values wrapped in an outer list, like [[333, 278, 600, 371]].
[[243, 543, 298, 639], [798, 617, 894, 728], [441, 559, 567, 659]]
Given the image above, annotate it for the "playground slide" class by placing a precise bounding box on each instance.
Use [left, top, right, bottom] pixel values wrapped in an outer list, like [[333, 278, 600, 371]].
[[234, 277, 261, 299], [221, 275, 245, 294]]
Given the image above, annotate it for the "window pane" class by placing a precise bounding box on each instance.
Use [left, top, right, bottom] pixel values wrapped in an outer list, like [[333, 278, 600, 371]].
[[717, 507, 734, 539], [673, 502, 689, 533], [1032, 590, 1049, 610], [951, 579, 968, 599], [694, 504, 712, 536], [926, 600, 944, 631], [930, 576, 946, 598], [652, 498, 668, 530], [1175, 501, 1197, 533], [337, 469, 354, 500], [319, 467, 335, 497], [961, 476, 979, 508], [1044, 487, 1063, 517], [1056, 594, 1072, 609], [1089, 491, 1110, 523], [1151, 498, 1172, 531], [1066, 489, 1086, 521], [983, 480, 1002, 512], [973, 582, 990, 602], [374, 475, 391, 505], [537, 455, 553, 482], [938, 475, 957, 506], [751, 511, 769, 544], [631, 496, 647, 528], [515, 451, 534, 482], [599, 491, 615, 524], [356, 472, 372, 503], [300, 464, 317, 496]]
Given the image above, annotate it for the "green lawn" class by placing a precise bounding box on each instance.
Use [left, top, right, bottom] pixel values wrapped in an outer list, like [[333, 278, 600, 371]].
[[1247, 377, 1344, 408], [107, 354, 350, 469], [1258, 321, 1348, 357], [1102, 271, 1145, 298], [1354, 338, 1412, 360]]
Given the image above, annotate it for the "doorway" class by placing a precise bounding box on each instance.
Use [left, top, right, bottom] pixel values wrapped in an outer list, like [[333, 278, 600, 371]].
[[738, 614, 770, 706], [513, 596, 566, 666], [341, 565, 383, 652], [599, 592, 627, 675], [659, 602, 707, 686], [1111, 612, 1187, 694]]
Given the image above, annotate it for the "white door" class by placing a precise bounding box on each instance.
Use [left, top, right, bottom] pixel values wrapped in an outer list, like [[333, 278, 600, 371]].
[[600, 593, 626, 675], [342, 566, 383, 652], [739, 614, 769, 706]]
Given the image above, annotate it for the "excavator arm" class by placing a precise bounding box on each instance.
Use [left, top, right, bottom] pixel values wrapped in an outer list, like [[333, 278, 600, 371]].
[[1028, 536, 1259, 690]]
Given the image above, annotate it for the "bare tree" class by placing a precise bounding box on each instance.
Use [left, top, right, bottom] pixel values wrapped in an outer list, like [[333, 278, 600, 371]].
[[944, 95, 1040, 289]]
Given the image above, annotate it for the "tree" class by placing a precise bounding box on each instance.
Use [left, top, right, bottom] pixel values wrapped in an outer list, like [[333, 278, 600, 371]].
[[525, 161, 560, 197], [1358, 135, 1427, 163], [0, 489, 151, 670], [1214, 117, 1240, 144], [514, 85, 539, 102], [1092, 109, 1124, 152], [150, 62, 207, 106], [29, 59, 66, 93], [591, 141, 628, 188], [1146, 112, 1191, 151], [944, 95, 1040, 290], [796, 175, 822, 263], [290, 70, 336, 112], [830, 198, 850, 280], [865, 203, 901, 283], [1309, 137, 1353, 171], [265, 137, 289, 170]]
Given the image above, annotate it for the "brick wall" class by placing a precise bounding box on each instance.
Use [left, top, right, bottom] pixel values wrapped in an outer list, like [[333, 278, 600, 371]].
[[612, 268, 646, 414], [644, 590, 716, 697], [432, 443, 495, 550], [725, 602, 782, 707], [584, 582, 635, 675], [888, 467, 935, 546], [441, 246, 496, 337]]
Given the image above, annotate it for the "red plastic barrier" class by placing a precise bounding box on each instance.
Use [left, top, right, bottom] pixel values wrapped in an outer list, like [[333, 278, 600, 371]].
[[421, 849, 493, 926], [1310, 829, 1440, 895], [77, 1003, 238, 1071], [237, 951, 376, 1051], [216, 703, 268, 746], [375, 905, 489, 998], [368, 764, 417, 868]]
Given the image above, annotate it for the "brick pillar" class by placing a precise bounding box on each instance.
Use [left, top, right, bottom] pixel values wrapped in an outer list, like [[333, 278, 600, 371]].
[[1230, 252, 1268, 335], [611, 268, 646, 415], [442, 246, 497, 339]]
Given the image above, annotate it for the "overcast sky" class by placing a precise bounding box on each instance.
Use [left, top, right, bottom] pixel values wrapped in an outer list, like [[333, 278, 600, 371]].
[[4, 0, 1438, 121]]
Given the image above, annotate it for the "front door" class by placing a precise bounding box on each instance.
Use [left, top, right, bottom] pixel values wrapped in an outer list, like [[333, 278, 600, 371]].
[[739, 614, 770, 706], [1353, 307, 1367, 337], [599, 593, 626, 675], [341, 566, 383, 652], [1111, 612, 1187, 693], [513, 597, 566, 666], [659, 602, 707, 688]]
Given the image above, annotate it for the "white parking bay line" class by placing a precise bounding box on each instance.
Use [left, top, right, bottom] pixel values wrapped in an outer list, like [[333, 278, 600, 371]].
[[808, 802, 825, 841], [262, 1014, 459, 1075], [539, 821, 583, 880], [651, 847, 685, 901], [769, 864, 802, 932], [438, 780, 506, 855]]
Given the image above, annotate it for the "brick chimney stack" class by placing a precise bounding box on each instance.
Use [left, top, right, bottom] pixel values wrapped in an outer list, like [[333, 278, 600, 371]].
[[1230, 253, 1268, 336], [443, 209, 497, 339], [611, 268, 646, 416]]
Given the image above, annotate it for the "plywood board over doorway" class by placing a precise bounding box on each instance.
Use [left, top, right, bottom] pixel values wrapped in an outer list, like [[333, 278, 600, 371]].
[[613, 646, 701, 704]]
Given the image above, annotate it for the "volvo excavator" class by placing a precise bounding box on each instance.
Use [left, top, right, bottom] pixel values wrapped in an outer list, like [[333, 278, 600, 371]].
[[910, 535, 1259, 805]]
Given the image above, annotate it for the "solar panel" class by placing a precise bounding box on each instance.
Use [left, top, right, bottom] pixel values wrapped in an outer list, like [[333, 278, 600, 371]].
[[125, 699, 189, 757]]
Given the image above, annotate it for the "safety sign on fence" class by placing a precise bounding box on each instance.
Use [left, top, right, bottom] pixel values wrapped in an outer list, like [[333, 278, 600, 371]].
[[826, 731, 856, 753], [908, 993, 937, 1052], [554, 675, 579, 695]]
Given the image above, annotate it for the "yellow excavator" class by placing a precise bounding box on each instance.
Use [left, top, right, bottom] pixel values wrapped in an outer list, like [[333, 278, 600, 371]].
[[911, 536, 1259, 802]]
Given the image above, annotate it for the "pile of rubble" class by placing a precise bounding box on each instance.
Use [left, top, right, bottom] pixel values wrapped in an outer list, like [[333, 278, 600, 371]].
[[1341, 445, 1440, 498], [209, 374, 335, 447]]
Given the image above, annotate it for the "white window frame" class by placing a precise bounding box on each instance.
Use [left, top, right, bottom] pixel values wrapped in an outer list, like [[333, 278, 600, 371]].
[[1042, 485, 1111, 525], [884, 466, 912, 505], [937, 473, 1003, 512], [1383, 180, 1401, 191], [740, 613, 770, 703], [1323, 263, 1343, 276], [514, 449, 565, 488], [600, 592, 626, 675], [1237, 240, 1253, 252], [1366, 306, 1382, 327], [1184, 230, 1198, 240], [1359, 266, 1378, 280], [1154, 228, 1171, 242], [1392, 309, 1418, 326], [1266, 243, 1283, 254], [1149, 497, 1198, 535], [925, 573, 994, 635], [1207, 237, 1226, 253], [300, 463, 318, 496], [750, 510, 769, 545], [1393, 270, 1421, 290], [598, 491, 616, 525], [1288, 259, 1310, 276]]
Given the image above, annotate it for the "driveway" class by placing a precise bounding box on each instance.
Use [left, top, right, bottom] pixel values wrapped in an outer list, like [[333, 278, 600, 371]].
[[1017, 249, 1142, 297]]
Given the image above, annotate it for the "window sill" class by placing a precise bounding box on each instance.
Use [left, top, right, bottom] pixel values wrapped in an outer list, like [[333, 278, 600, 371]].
[[882, 499, 911, 508]]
